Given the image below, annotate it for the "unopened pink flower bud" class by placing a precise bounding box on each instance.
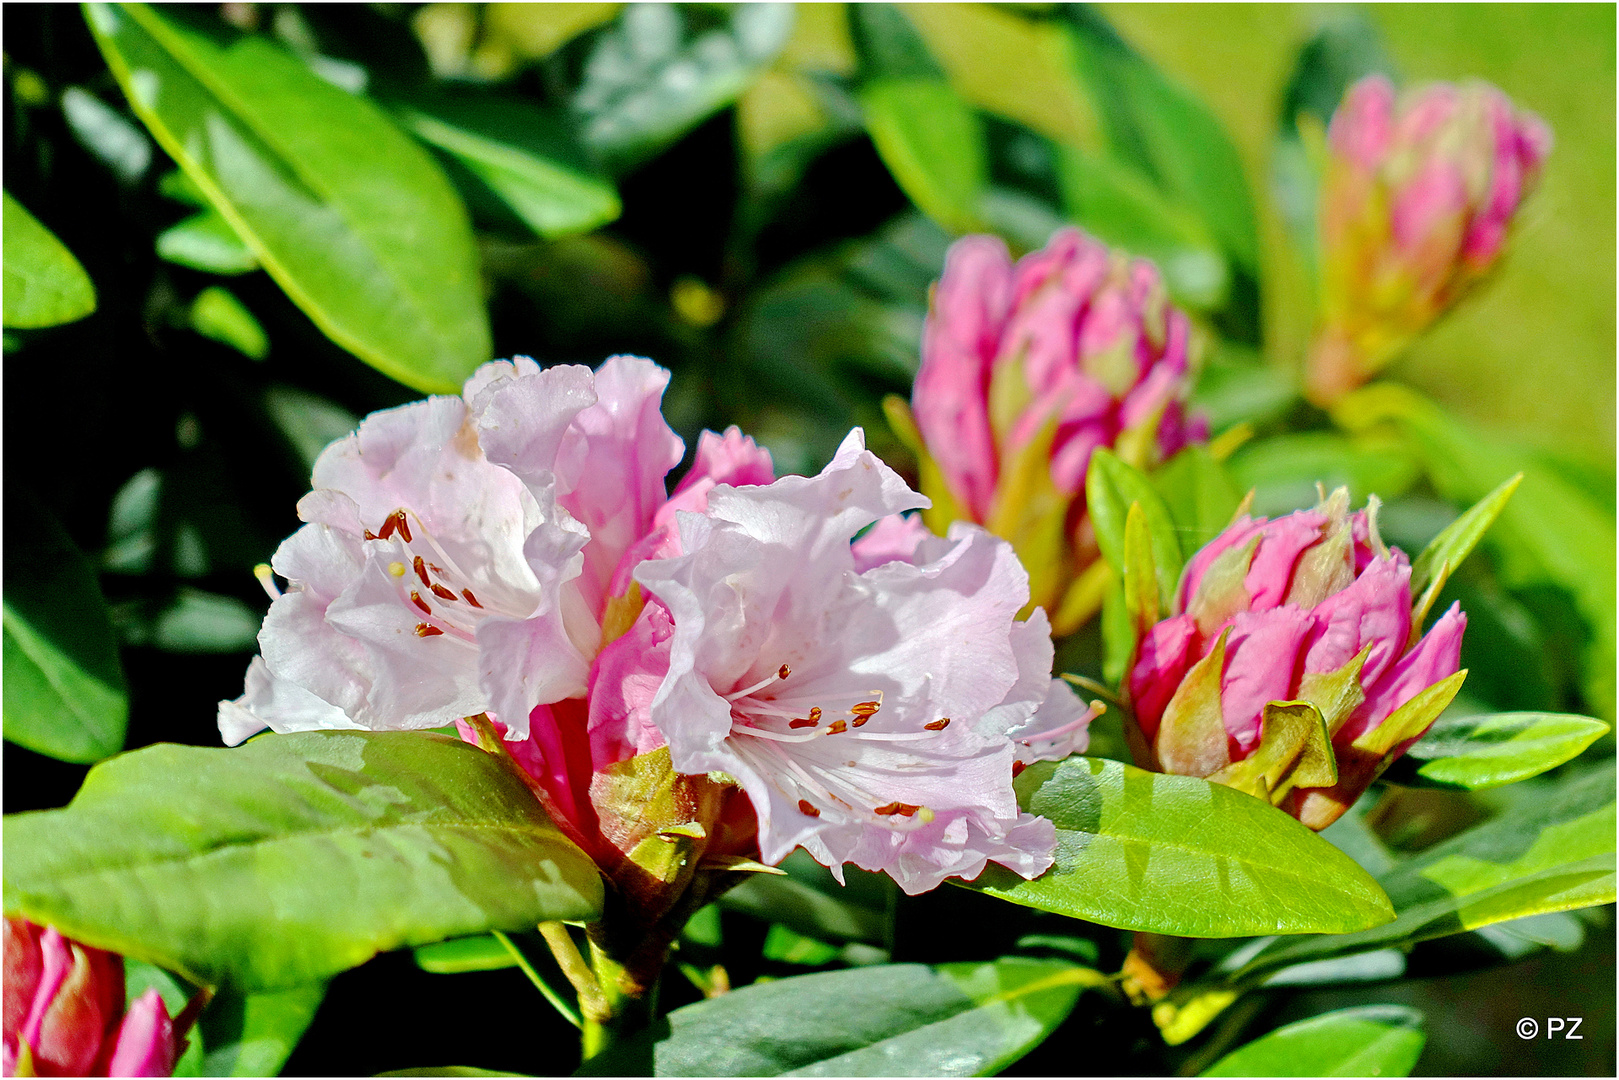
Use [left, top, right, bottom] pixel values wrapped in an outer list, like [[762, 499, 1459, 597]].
[[3, 919, 177, 1078], [1307, 75, 1551, 405], [1125, 489, 1467, 830], [900, 228, 1204, 631], [103, 991, 176, 1078]]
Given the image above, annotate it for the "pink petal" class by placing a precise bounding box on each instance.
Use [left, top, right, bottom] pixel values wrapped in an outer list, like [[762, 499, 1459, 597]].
[[1330, 75, 1396, 168], [1244, 510, 1329, 611], [1337, 602, 1466, 746], [1127, 613, 1200, 741], [1301, 556, 1412, 686], [104, 989, 175, 1078], [914, 236, 1013, 521], [587, 601, 675, 767], [551, 357, 686, 618], [1219, 606, 1316, 753], [850, 513, 934, 573]]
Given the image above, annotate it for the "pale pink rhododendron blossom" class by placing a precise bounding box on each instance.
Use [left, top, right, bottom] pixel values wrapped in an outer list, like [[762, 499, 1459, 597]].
[[635, 434, 1095, 893], [1307, 74, 1551, 404], [220, 358, 1089, 895], [899, 227, 1205, 633], [1126, 488, 1466, 830], [3, 918, 178, 1078]]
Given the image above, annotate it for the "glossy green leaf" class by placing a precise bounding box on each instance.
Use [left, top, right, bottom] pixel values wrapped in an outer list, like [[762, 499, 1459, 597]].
[[156, 209, 258, 274], [1407, 472, 1520, 626], [1384, 711, 1610, 790], [578, 958, 1098, 1077], [1200, 1005, 1425, 1078], [414, 934, 518, 975], [3, 730, 603, 991], [1226, 432, 1421, 520], [397, 96, 620, 239], [572, 3, 793, 168], [965, 757, 1394, 937], [3, 493, 128, 763], [191, 285, 268, 359], [1085, 449, 1183, 607], [85, 2, 489, 393], [198, 982, 327, 1077], [1234, 762, 1615, 979], [1150, 445, 1242, 560], [3, 192, 96, 328]]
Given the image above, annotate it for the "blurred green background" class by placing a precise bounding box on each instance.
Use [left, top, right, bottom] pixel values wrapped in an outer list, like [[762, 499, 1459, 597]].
[[902, 2, 1615, 462]]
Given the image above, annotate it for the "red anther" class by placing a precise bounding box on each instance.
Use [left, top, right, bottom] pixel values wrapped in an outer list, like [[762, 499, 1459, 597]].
[[461, 589, 483, 608], [798, 799, 820, 818], [364, 529, 380, 541], [789, 717, 818, 729], [410, 591, 432, 615], [377, 514, 397, 540], [778, 664, 791, 679], [825, 719, 848, 735], [924, 718, 951, 731], [851, 701, 880, 717], [873, 801, 920, 817], [430, 583, 457, 602], [413, 556, 431, 587], [415, 623, 443, 637], [852, 716, 870, 728], [1012, 761, 1027, 778], [393, 511, 412, 543], [808, 707, 822, 721]]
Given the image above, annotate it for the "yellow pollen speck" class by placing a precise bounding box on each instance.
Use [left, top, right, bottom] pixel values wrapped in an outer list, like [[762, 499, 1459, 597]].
[[917, 806, 935, 824], [388, 561, 407, 577]]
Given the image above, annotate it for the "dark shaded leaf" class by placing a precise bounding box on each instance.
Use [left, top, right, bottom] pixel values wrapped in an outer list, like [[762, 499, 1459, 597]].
[[577, 959, 1097, 1077], [3, 492, 128, 763]]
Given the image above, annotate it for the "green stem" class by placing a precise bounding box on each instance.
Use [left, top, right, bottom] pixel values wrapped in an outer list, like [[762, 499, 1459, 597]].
[[580, 942, 659, 1061], [538, 922, 611, 1025]]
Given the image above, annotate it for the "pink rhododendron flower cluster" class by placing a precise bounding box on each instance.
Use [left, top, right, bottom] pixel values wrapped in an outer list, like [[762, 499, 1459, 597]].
[[221, 356, 1093, 897], [4, 918, 177, 1078], [1307, 74, 1551, 404], [898, 227, 1205, 634], [1126, 488, 1466, 830]]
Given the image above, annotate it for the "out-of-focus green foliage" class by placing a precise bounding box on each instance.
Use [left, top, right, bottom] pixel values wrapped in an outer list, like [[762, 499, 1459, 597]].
[[3, 191, 96, 327], [2, 3, 1611, 1076], [3, 494, 128, 763]]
